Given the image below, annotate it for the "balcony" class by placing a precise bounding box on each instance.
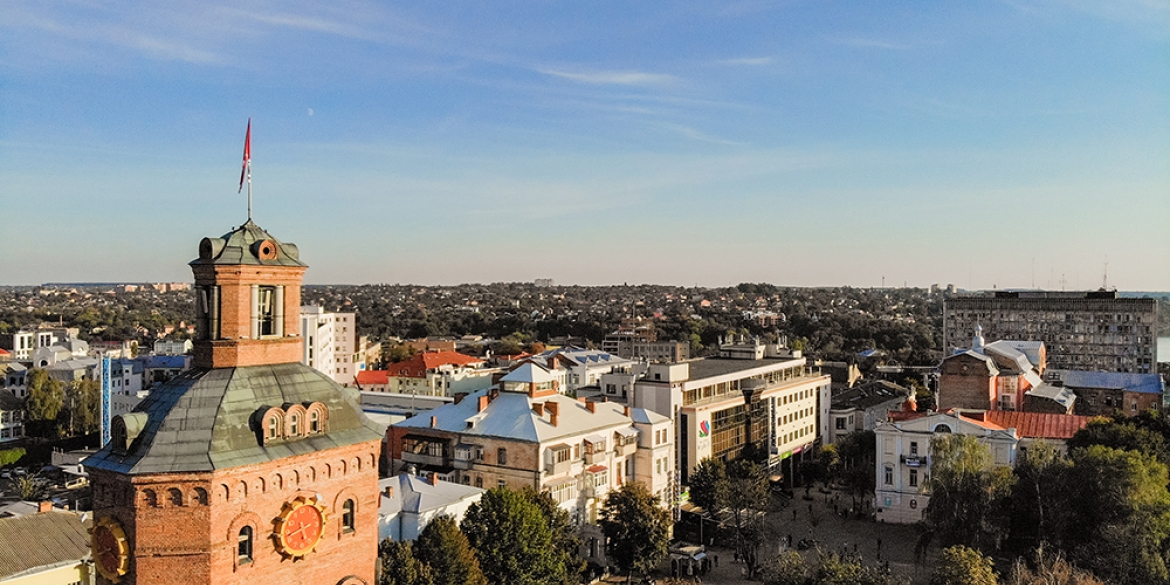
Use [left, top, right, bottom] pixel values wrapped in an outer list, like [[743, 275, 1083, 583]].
[[616, 442, 637, 457], [401, 451, 446, 468], [584, 450, 606, 465], [546, 459, 571, 476]]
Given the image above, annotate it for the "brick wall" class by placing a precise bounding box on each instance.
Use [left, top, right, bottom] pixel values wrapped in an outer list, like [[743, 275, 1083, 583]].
[[938, 355, 995, 411], [91, 439, 381, 585]]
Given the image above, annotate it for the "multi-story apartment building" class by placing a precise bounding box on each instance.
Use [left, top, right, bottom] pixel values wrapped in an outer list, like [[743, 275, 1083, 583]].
[[943, 291, 1158, 373], [532, 347, 635, 394], [828, 380, 912, 444], [631, 347, 831, 485], [387, 362, 674, 566], [300, 306, 362, 385]]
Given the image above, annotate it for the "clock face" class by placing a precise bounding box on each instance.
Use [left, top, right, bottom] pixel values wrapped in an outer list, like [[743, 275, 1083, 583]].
[[92, 517, 130, 583], [275, 497, 327, 557]]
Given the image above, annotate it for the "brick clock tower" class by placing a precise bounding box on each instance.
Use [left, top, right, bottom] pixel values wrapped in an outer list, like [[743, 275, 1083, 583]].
[[85, 220, 382, 585]]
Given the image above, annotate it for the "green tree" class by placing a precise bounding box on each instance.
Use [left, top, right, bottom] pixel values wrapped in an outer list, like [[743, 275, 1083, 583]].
[[63, 379, 100, 437], [0, 448, 25, 468], [599, 482, 672, 580], [25, 369, 64, 437], [16, 474, 43, 501], [528, 488, 585, 582], [688, 458, 729, 515], [378, 539, 434, 585], [1007, 441, 1072, 551], [926, 435, 1015, 550], [414, 516, 487, 585], [1067, 419, 1170, 465], [1061, 445, 1170, 585], [727, 458, 770, 576], [383, 342, 418, 364], [931, 546, 998, 585], [760, 551, 810, 585], [461, 487, 578, 585]]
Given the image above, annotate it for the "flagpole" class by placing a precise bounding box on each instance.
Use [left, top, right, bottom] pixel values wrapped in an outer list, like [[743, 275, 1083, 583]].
[[247, 158, 253, 221]]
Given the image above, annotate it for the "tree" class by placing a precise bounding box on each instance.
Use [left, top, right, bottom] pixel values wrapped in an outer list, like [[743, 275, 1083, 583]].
[[1067, 419, 1170, 465], [599, 483, 672, 580], [760, 551, 809, 585], [16, 474, 43, 501], [926, 435, 1015, 550], [63, 379, 100, 437], [1060, 445, 1170, 585], [1007, 441, 1072, 551], [527, 488, 585, 582], [0, 448, 25, 468], [688, 458, 729, 515], [1005, 546, 1105, 585], [727, 458, 770, 576], [25, 369, 64, 437], [931, 546, 998, 585], [413, 516, 486, 585], [461, 487, 578, 585], [378, 539, 434, 585]]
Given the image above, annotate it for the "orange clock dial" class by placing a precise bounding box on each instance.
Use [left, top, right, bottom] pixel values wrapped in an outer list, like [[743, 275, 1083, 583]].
[[92, 516, 130, 583], [275, 496, 328, 558]]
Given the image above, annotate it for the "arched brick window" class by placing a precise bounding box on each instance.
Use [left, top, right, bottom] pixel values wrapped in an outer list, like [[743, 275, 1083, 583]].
[[168, 488, 183, 506], [238, 526, 253, 564], [194, 487, 209, 506], [341, 499, 356, 533], [266, 414, 282, 441], [142, 489, 158, 507]]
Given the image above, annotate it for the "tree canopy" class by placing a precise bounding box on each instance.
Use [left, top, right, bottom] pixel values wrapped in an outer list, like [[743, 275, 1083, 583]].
[[461, 487, 581, 585], [931, 546, 998, 585], [378, 539, 434, 585], [926, 435, 1015, 550], [599, 482, 672, 578], [413, 515, 487, 585]]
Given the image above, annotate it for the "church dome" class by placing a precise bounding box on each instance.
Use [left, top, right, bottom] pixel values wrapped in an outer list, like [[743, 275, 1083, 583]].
[[84, 362, 382, 475]]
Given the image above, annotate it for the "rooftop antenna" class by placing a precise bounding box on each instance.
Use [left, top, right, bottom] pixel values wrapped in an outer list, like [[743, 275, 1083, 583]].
[[1102, 256, 1109, 290]]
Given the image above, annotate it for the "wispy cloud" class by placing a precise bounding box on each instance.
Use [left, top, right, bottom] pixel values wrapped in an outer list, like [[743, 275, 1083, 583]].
[[652, 122, 742, 146], [538, 68, 679, 86]]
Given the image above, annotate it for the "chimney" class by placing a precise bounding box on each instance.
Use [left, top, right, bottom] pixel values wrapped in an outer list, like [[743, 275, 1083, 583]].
[[454, 392, 468, 405], [533, 403, 545, 416], [430, 416, 437, 428], [585, 401, 596, 413], [904, 395, 917, 412], [478, 396, 489, 412], [577, 396, 587, 403], [546, 401, 560, 427], [623, 406, 631, 417], [384, 485, 395, 498], [38, 501, 51, 513], [428, 472, 438, 485]]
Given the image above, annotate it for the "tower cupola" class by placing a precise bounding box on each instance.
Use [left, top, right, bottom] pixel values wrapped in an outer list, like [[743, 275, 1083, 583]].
[[189, 220, 307, 369]]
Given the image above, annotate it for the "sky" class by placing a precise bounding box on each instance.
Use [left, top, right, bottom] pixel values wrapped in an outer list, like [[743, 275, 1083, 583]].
[[1, 1, 1167, 289]]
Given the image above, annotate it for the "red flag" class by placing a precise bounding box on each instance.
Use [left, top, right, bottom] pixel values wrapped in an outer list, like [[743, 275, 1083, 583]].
[[238, 119, 251, 193]]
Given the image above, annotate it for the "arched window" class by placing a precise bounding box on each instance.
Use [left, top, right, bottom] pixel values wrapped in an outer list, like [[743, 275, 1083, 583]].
[[194, 487, 209, 506], [267, 416, 281, 441], [169, 488, 184, 506], [933, 424, 953, 434], [142, 489, 158, 507], [238, 526, 253, 564], [309, 410, 321, 433], [289, 414, 300, 437], [342, 499, 355, 533]]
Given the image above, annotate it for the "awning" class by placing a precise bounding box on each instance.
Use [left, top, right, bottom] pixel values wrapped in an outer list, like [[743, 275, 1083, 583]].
[[617, 427, 639, 437], [584, 435, 606, 446], [586, 464, 607, 473]]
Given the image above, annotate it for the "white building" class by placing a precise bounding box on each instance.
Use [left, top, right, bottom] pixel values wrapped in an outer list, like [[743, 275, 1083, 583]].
[[532, 347, 635, 395], [377, 472, 485, 541], [152, 339, 193, 356], [873, 411, 1018, 524], [300, 306, 362, 386]]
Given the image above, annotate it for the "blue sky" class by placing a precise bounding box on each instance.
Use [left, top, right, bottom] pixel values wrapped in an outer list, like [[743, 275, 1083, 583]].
[[2, 1, 1167, 289]]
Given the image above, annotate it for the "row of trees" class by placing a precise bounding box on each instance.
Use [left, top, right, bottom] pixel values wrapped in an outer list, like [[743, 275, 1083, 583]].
[[687, 456, 771, 577], [380, 483, 673, 585], [925, 417, 1170, 585]]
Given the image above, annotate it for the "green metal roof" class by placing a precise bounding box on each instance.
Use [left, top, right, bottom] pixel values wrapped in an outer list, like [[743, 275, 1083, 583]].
[[189, 219, 307, 267], [84, 363, 383, 475]]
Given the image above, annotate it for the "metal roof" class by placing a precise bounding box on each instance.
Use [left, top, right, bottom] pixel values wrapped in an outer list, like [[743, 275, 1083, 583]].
[[1051, 370, 1165, 395], [0, 511, 90, 580], [188, 220, 306, 267], [84, 362, 382, 475]]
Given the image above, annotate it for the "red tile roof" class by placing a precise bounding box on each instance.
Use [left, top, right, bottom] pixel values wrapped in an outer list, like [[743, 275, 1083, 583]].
[[356, 370, 388, 386], [387, 351, 484, 378], [0, 349, 8, 356], [983, 410, 1092, 440]]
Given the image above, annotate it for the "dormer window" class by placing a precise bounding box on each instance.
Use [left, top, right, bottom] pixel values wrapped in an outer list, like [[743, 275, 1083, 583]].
[[266, 415, 281, 441], [309, 410, 320, 433], [289, 414, 300, 436]]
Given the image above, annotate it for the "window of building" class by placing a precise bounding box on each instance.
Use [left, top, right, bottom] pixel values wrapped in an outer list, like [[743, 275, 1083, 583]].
[[909, 469, 918, 487], [498, 479, 507, 488], [238, 526, 253, 563], [835, 418, 845, 430], [257, 286, 278, 337], [552, 446, 571, 464], [475, 476, 483, 488], [267, 416, 280, 441], [497, 448, 507, 465], [289, 414, 300, 437], [342, 499, 355, 533], [910, 442, 918, 456], [309, 410, 320, 433], [884, 466, 893, 485]]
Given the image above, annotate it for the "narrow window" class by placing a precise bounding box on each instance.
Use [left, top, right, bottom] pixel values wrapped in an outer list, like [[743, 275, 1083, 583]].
[[289, 414, 300, 436], [238, 527, 253, 563], [309, 410, 320, 433], [497, 448, 507, 465], [884, 466, 893, 486], [342, 499, 355, 533], [910, 442, 918, 456], [267, 416, 280, 441], [257, 286, 277, 337], [909, 469, 919, 487]]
